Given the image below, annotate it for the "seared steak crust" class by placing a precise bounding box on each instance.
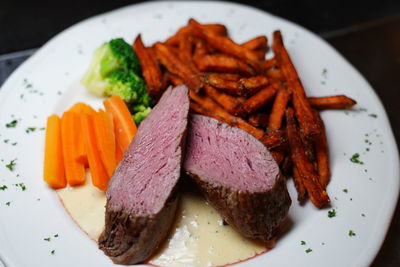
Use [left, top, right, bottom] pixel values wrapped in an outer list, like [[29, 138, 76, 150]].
[[188, 172, 290, 242], [98, 193, 178, 264]]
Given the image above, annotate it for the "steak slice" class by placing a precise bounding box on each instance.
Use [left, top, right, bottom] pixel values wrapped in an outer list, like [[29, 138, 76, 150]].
[[98, 85, 189, 264], [184, 114, 291, 242]]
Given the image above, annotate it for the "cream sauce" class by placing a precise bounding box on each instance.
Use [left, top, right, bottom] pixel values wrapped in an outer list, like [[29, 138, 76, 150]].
[[57, 173, 268, 266]]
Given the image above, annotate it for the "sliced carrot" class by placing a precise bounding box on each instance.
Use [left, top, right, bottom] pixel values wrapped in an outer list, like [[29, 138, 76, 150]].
[[81, 113, 109, 191], [68, 103, 95, 167], [115, 144, 124, 164], [61, 112, 86, 186], [103, 96, 137, 153], [68, 102, 88, 113], [44, 115, 66, 189], [93, 109, 117, 177]]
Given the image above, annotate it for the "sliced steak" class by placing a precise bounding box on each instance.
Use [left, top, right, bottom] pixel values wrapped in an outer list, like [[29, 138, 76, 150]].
[[98, 85, 190, 264], [184, 114, 291, 242]]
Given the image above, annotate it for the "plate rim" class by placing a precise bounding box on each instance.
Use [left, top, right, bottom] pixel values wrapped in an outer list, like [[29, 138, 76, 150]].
[[0, 1, 399, 267]]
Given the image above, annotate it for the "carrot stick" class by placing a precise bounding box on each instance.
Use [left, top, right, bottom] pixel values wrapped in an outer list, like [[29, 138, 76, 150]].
[[44, 115, 66, 189], [308, 95, 357, 110], [268, 87, 291, 130], [313, 111, 330, 189], [285, 108, 329, 207], [93, 110, 117, 177], [103, 96, 137, 153], [81, 113, 109, 191], [273, 30, 320, 139], [69, 103, 95, 167], [61, 112, 86, 186], [133, 34, 163, 97], [68, 102, 88, 113], [242, 85, 277, 114]]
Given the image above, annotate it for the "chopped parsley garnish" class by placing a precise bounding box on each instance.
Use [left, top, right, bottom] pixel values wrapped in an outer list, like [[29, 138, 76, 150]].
[[51, 250, 55, 255], [305, 248, 312, 253], [0, 185, 7, 191], [359, 107, 367, 112], [6, 159, 16, 171], [44, 237, 51, 242], [4, 139, 9, 143], [328, 209, 336, 218], [348, 230, 356, 237], [15, 183, 26, 191], [25, 127, 36, 133], [6, 120, 18, 128], [301, 241, 306, 245], [368, 113, 377, 118], [361, 213, 366, 217], [350, 153, 364, 164], [54, 234, 59, 238], [321, 68, 328, 78], [5, 202, 10, 206], [343, 189, 348, 193]]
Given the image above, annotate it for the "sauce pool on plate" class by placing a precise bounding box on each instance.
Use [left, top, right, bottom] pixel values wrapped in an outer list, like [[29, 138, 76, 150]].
[[57, 173, 269, 266]]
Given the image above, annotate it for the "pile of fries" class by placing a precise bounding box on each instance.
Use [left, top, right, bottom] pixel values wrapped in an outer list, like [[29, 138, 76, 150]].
[[132, 19, 356, 208]]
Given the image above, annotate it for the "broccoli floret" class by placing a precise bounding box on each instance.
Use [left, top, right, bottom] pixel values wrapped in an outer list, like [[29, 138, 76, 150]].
[[105, 71, 145, 103], [81, 38, 141, 96], [82, 38, 153, 125], [132, 107, 152, 125]]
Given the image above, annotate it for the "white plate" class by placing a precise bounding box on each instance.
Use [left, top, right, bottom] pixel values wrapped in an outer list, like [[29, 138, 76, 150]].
[[0, 1, 398, 267]]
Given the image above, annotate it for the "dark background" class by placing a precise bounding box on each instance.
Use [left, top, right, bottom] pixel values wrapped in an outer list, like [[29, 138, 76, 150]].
[[1, 0, 399, 266]]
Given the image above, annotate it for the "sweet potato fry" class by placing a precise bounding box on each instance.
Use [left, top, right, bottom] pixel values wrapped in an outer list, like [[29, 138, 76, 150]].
[[292, 166, 307, 202], [308, 95, 357, 110], [178, 31, 197, 73], [260, 130, 286, 150], [189, 18, 261, 71], [204, 74, 268, 96], [192, 37, 209, 64], [285, 108, 330, 207], [268, 87, 291, 130], [262, 58, 278, 70], [266, 68, 284, 82], [165, 72, 184, 86], [270, 148, 285, 165], [248, 113, 269, 128], [189, 91, 265, 140], [253, 50, 267, 60], [196, 54, 255, 76], [273, 31, 320, 139], [210, 73, 241, 81], [133, 34, 163, 97], [204, 73, 240, 95], [241, 36, 268, 51], [238, 76, 269, 95], [242, 85, 277, 114], [154, 42, 202, 92], [280, 153, 293, 176], [165, 24, 228, 46], [203, 85, 245, 115], [313, 111, 330, 189]]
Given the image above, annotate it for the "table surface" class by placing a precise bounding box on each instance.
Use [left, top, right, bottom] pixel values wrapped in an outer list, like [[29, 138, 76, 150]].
[[0, 1, 399, 266]]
